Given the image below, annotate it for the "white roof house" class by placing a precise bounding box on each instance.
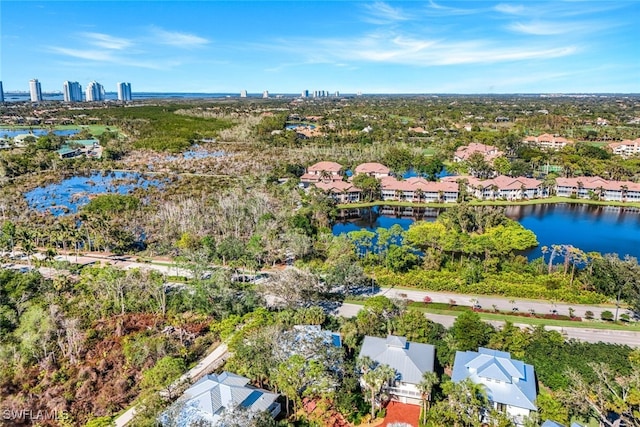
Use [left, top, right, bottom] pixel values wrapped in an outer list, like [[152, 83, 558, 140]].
[[359, 335, 436, 405], [451, 348, 537, 426], [161, 371, 280, 426]]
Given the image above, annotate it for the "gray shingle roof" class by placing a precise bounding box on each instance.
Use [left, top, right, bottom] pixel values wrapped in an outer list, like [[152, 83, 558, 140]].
[[451, 348, 537, 411], [358, 335, 435, 384]]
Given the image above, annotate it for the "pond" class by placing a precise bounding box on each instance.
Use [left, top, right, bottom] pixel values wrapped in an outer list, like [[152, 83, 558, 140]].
[[163, 145, 226, 161], [286, 123, 316, 130], [24, 171, 163, 216], [0, 128, 79, 138], [332, 204, 640, 259]]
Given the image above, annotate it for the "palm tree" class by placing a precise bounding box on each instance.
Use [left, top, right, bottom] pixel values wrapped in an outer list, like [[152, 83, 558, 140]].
[[418, 371, 439, 422], [359, 357, 396, 422], [621, 184, 629, 202], [415, 188, 425, 204], [489, 184, 499, 200], [320, 169, 332, 183]]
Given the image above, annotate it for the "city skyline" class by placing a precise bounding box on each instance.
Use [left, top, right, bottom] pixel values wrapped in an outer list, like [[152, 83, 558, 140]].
[[1, 1, 639, 94]]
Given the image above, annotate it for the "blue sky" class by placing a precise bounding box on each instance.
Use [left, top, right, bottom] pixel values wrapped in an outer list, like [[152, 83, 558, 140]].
[[1, 1, 639, 94]]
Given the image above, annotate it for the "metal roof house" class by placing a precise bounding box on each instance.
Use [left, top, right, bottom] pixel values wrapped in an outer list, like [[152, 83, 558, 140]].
[[451, 348, 537, 426], [161, 371, 280, 426], [359, 335, 436, 405]]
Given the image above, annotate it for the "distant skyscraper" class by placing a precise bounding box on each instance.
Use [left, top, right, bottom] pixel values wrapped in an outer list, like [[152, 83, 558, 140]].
[[63, 81, 83, 102], [301, 90, 309, 98], [86, 81, 105, 101], [117, 82, 132, 101], [262, 90, 269, 98], [29, 79, 43, 102], [335, 91, 340, 97], [0, 81, 4, 103], [240, 89, 247, 98]]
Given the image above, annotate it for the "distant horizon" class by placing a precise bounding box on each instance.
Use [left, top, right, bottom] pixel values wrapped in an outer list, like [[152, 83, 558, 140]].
[[3, 89, 640, 97], [2, 1, 639, 94]]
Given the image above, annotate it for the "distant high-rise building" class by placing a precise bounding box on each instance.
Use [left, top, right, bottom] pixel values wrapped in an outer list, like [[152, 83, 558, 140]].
[[240, 89, 247, 98], [0, 81, 4, 103], [117, 82, 132, 101], [29, 79, 43, 102], [301, 90, 309, 98], [335, 91, 340, 97], [63, 81, 83, 102], [86, 81, 105, 101], [262, 90, 269, 99]]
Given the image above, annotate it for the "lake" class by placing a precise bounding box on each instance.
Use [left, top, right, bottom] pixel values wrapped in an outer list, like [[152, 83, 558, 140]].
[[0, 128, 79, 138], [332, 204, 640, 259], [24, 171, 163, 216]]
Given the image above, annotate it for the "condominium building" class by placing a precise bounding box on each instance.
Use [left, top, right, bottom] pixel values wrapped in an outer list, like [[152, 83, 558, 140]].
[[117, 82, 132, 101], [86, 81, 105, 101], [240, 89, 247, 98], [63, 81, 83, 102], [0, 81, 4, 103], [29, 79, 43, 102], [262, 90, 269, 98]]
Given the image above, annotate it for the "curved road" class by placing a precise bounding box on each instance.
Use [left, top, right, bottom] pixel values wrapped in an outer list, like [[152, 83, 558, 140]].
[[338, 303, 640, 347]]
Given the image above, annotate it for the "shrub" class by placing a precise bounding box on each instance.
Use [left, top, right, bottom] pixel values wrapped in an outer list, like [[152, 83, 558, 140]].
[[620, 313, 630, 322], [601, 310, 614, 321], [585, 310, 594, 319]]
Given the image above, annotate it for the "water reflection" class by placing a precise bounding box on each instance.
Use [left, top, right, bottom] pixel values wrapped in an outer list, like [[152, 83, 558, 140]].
[[333, 203, 640, 259]]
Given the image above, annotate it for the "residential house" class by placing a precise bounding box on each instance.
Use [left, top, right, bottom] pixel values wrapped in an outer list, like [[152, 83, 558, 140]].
[[443, 175, 546, 200], [314, 180, 361, 203], [555, 176, 640, 202], [57, 138, 101, 159], [300, 161, 343, 185], [275, 325, 343, 374], [380, 176, 459, 203], [607, 138, 640, 158], [523, 134, 573, 151], [353, 162, 391, 178], [161, 371, 280, 426], [451, 348, 537, 426], [359, 335, 436, 405], [453, 142, 504, 163]]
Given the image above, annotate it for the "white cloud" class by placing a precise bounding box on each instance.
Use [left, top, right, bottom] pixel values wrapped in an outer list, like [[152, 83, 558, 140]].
[[426, 0, 482, 16], [494, 3, 527, 15], [80, 32, 132, 50], [150, 27, 210, 48], [48, 46, 178, 70], [361, 2, 411, 24], [49, 47, 117, 62], [507, 20, 614, 36], [259, 32, 578, 67]]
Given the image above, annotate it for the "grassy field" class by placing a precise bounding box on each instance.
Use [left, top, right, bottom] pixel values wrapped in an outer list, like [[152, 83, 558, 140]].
[[0, 124, 119, 136], [337, 197, 640, 209]]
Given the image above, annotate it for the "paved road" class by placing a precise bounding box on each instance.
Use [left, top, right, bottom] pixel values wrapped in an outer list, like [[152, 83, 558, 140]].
[[337, 303, 640, 347], [41, 252, 635, 321], [114, 343, 229, 427], [375, 287, 633, 321]]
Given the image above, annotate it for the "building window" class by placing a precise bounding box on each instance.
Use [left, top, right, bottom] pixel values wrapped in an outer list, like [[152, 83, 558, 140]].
[[496, 403, 507, 413]]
